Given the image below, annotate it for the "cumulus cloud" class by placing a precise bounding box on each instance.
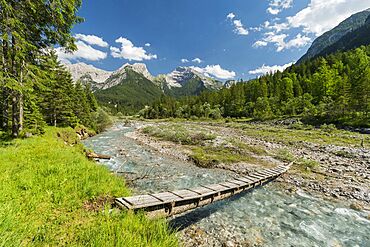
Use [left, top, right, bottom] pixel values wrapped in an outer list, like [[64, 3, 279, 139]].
[[145, 43, 151, 47], [286, 0, 370, 36], [254, 32, 310, 51], [181, 58, 189, 63], [226, 13, 249, 36], [267, 0, 294, 15], [110, 37, 157, 61], [254, 0, 370, 52], [192, 58, 203, 64], [249, 62, 294, 75], [192, 65, 236, 80], [56, 40, 108, 63], [74, 34, 109, 47]]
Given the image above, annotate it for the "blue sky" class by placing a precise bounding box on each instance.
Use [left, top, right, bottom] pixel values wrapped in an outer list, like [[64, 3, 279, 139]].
[[57, 0, 370, 80]]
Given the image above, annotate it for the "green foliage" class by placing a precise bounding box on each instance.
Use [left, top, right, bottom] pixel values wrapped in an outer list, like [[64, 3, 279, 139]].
[[142, 124, 216, 145], [95, 69, 164, 115], [274, 148, 295, 162], [320, 123, 337, 133], [94, 107, 113, 133], [141, 45, 370, 127], [0, 127, 177, 246], [296, 158, 320, 172]]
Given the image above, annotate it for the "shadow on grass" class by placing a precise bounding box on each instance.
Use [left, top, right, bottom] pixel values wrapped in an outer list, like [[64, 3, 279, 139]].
[[0, 131, 14, 148]]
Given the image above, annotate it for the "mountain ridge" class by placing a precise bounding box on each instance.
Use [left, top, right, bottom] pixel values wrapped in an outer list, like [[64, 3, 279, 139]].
[[298, 8, 370, 63]]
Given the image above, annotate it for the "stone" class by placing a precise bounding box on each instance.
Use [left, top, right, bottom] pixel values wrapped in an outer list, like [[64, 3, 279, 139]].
[[350, 202, 364, 211]]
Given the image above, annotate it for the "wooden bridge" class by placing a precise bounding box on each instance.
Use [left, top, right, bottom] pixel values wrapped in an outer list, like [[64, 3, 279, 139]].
[[115, 163, 291, 216]]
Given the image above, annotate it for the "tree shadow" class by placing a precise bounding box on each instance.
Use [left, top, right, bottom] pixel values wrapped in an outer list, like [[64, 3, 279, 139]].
[[0, 131, 14, 148]]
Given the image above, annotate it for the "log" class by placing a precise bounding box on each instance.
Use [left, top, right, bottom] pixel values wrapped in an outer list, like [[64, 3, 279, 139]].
[[87, 152, 111, 160]]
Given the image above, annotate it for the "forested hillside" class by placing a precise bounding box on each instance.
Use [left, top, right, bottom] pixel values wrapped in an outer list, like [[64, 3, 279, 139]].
[[95, 68, 164, 114], [0, 0, 101, 137], [140, 46, 370, 127]]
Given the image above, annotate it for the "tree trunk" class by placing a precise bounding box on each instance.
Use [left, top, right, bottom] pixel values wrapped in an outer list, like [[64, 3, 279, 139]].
[[1, 39, 9, 131], [11, 35, 19, 137], [19, 60, 24, 132]]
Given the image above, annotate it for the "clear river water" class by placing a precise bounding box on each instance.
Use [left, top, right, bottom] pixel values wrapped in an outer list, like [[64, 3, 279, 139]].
[[83, 124, 370, 247]]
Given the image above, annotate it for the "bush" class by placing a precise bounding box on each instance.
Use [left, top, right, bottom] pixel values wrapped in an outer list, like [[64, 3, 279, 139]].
[[94, 108, 113, 133], [320, 123, 337, 133]]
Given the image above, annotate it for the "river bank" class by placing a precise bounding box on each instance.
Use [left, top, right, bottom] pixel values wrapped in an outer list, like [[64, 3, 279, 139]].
[[126, 119, 370, 208], [0, 127, 177, 246]]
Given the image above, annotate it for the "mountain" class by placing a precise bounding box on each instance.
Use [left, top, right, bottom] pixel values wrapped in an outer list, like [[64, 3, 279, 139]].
[[67, 63, 223, 114], [64, 62, 113, 90], [155, 67, 223, 97], [317, 15, 370, 57], [95, 66, 163, 114], [298, 8, 370, 63], [224, 80, 237, 88]]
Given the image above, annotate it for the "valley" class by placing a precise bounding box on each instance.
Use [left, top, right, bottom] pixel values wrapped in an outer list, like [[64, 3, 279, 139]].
[[2, 1, 370, 246], [83, 120, 370, 246]]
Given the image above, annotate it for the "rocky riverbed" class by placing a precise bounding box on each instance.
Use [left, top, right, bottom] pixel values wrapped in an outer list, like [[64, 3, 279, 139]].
[[83, 121, 370, 246], [126, 120, 370, 208]]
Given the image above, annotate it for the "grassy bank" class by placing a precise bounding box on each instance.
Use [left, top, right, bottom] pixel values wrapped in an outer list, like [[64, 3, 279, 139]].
[[0, 128, 177, 246]]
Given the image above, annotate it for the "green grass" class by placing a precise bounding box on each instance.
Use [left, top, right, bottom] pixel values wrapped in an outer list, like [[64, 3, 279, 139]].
[[273, 148, 295, 162], [229, 123, 369, 147], [295, 158, 320, 172], [0, 127, 178, 246], [142, 124, 216, 145], [190, 145, 264, 168]]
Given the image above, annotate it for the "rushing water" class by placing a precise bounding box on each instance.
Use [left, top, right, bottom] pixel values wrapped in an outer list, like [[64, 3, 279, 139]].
[[83, 124, 370, 246]]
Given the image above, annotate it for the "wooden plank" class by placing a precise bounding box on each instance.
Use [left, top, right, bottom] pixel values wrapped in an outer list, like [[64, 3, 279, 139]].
[[265, 169, 281, 174], [266, 168, 285, 174], [258, 170, 276, 176], [234, 177, 254, 184], [248, 174, 265, 180], [124, 195, 162, 207], [203, 184, 229, 192], [151, 192, 182, 202], [189, 187, 215, 197], [220, 181, 240, 189], [116, 198, 132, 209], [254, 171, 273, 177], [115, 164, 292, 214], [171, 189, 200, 199], [227, 179, 247, 186], [242, 175, 260, 182]]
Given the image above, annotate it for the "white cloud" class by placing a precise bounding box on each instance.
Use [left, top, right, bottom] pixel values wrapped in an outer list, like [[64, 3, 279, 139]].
[[254, 0, 370, 52], [284, 34, 311, 49], [192, 58, 203, 64], [192, 65, 236, 80], [56, 40, 107, 63], [249, 62, 293, 75], [253, 40, 268, 48], [145, 43, 151, 47], [286, 0, 370, 36], [267, 0, 294, 15], [254, 32, 310, 51], [74, 34, 108, 47], [110, 37, 157, 61], [267, 8, 280, 15], [181, 58, 189, 63], [227, 13, 236, 20], [233, 20, 249, 35], [226, 13, 249, 36]]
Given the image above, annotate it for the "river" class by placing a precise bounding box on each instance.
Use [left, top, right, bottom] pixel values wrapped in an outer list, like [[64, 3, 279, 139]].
[[83, 124, 370, 247]]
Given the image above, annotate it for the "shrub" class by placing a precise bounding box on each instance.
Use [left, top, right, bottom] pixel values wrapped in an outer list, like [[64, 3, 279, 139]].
[[320, 123, 337, 133]]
